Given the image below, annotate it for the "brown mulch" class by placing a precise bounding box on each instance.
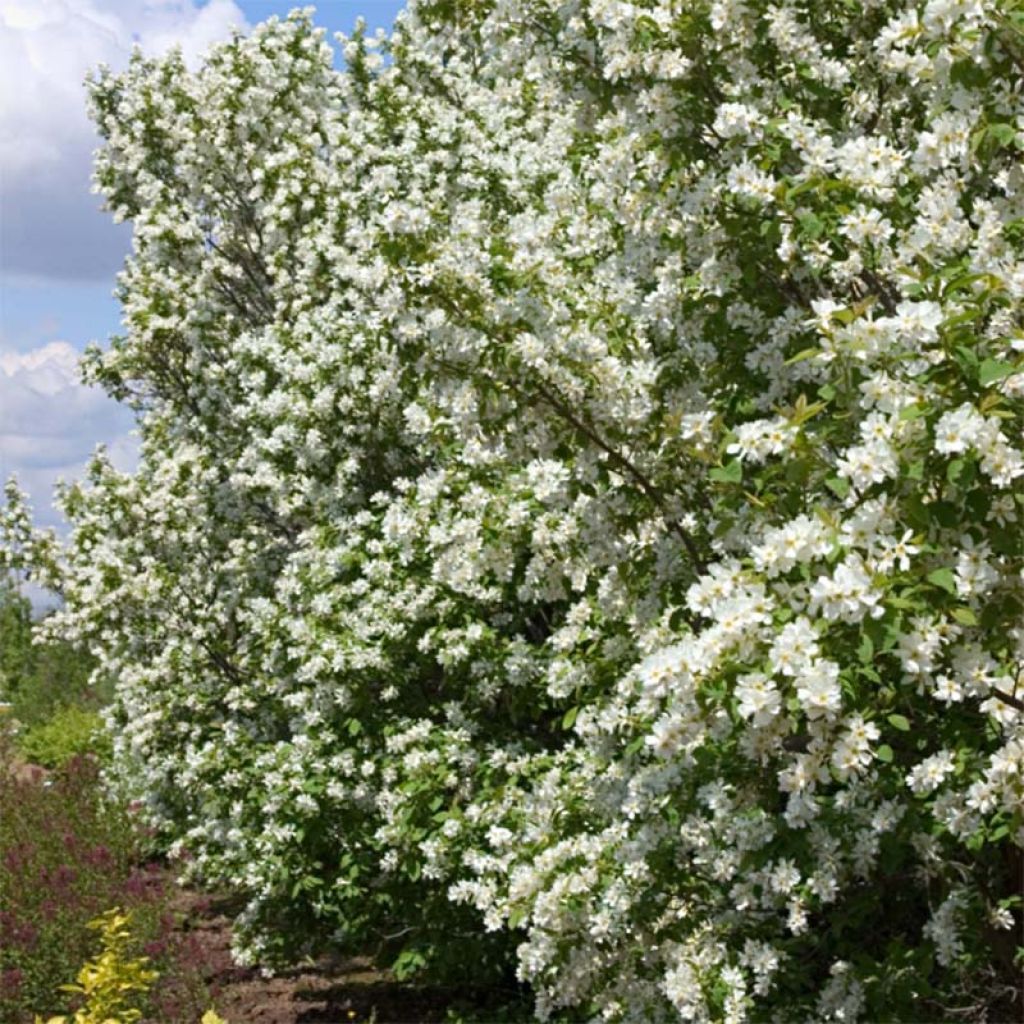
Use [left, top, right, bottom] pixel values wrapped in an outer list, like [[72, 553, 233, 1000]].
[[169, 886, 478, 1024], [4, 757, 51, 785]]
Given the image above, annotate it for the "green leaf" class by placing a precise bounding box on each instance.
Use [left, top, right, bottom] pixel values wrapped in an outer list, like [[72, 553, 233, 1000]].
[[624, 735, 645, 756], [950, 606, 978, 626], [887, 714, 911, 732], [954, 345, 979, 371], [709, 460, 743, 485], [784, 347, 822, 366], [562, 705, 579, 730], [987, 122, 1018, 147], [876, 744, 894, 763], [785, 178, 818, 201], [941, 308, 981, 330], [898, 403, 928, 421], [392, 947, 427, 980], [927, 568, 957, 594], [942, 271, 988, 297], [979, 359, 1015, 386], [857, 634, 874, 664], [798, 211, 824, 239], [947, 458, 965, 484], [825, 476, 850, 498]]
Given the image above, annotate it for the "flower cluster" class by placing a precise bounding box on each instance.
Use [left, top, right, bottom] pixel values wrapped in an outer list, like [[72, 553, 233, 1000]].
[[4, 0, 1023, 1019]]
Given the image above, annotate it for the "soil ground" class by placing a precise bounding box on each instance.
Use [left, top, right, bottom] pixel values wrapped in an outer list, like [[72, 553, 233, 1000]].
[[170, 884, 505, 1024]]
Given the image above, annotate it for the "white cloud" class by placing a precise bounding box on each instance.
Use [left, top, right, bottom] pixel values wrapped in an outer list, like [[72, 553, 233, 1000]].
[[0, 0, 247, 281], [0, 341, 137, 530]]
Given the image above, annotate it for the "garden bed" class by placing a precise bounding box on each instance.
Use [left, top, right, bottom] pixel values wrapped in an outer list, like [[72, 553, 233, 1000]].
[[0, 754, 529, 1023], [168, 882, 474, 1023]]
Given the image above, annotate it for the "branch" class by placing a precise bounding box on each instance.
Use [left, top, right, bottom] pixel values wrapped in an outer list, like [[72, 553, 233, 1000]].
[[858, 268, 899, 316], [428, 292, 708, 575], [530, 379, 708, 573], [207, 242, 275, 322], [991, 687, 1024, 713]]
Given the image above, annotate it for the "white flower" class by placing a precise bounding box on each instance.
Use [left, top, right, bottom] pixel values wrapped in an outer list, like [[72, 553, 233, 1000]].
[[932, 675, 964, 703], [934, 403, 987, 455], [836, 439, 899, 490], [891, 300, 943, 344], [924, 891, 966, 967], [830, 715, 879, 780], [646, 714, 689, 759], [752, 514, 832, 578], [726, 158, 777, 203], [787, 897, 809, 935], [713, 101, 764, 140], [906, 750, 956, 794], [735, 671, 781, 726], [768, 616, 820, 676], [875, 529, 919, 572], [839, 205, 892, 246], [954, 537, 999, 599], [768, 858, 801, 895], [796, 659, 843, 719], [636, 643, 695, 699], [808, 556, 883, 622], [989, 906, 1015, 931], [727, 417, 798, 463]]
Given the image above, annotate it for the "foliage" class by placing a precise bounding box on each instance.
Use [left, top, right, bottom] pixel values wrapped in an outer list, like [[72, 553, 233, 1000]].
[[0, 573, 103, 732], [3, 0, 1024, 1020], [0, 574, 33, 698], [34, 909, 227, 1024], [17, 706, 111, 769], [0, 750, 210, 1023], [37, 908, 158, 1024]]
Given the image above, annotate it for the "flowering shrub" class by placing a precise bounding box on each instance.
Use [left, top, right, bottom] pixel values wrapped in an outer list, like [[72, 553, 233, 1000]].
[[3, 0, 1024, 1019]]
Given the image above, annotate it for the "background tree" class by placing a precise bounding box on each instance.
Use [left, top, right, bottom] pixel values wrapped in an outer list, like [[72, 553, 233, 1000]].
[[0, 573, 33, 701]]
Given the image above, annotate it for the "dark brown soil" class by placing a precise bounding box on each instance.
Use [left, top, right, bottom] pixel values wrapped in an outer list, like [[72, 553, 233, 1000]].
[[169, 886, 494, 1024]]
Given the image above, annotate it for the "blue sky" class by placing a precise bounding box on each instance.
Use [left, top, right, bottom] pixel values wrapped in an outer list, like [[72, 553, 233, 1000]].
[[0, 1, 406, 544]]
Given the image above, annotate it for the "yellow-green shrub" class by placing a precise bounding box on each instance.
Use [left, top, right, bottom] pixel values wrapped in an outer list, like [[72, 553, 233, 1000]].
[[17, 707, 109, 769], [37, 909, 156, 1024], [32, 907, 227, 1024]]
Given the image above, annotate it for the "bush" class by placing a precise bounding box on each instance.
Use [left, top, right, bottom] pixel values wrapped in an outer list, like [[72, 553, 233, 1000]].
[[0, 749, 210, 1023], [0, 575, 32, 698], [16, 707, 110, 770], [3, 2, 1023, 1020], [0, 573, 105, 733], [38, 908, 158, 1024]]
